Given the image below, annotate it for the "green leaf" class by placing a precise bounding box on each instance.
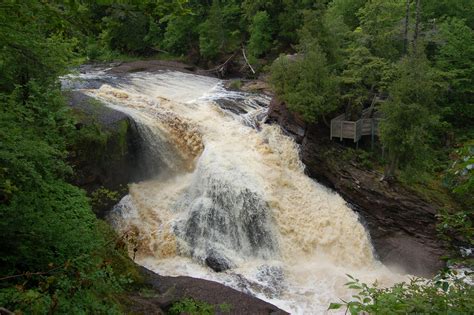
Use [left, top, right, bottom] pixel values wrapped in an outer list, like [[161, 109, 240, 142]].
[[442, 282, 449, 292], [328, 303, 343, 310]]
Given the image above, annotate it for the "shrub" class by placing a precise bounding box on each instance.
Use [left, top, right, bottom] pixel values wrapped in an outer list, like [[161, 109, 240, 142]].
[[169, 298, 232, 315], [329, 272, 474, 314]]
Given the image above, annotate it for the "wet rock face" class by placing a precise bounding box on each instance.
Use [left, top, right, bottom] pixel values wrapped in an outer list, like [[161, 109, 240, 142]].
[[267, 97, 306, 143], [66, 91, 145, 216], [134, 266, 289, 315], [268, 98, 447, 277], [178, 174, 278, 269], [205, 250, 234, 272]]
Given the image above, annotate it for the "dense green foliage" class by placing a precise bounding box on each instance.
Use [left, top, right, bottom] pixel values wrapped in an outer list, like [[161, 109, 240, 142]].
[[271, 47, 339, 122], [0, 2, 136, 313], [444, 141, 474, 207], [436, 17, 474, 127], [0, 0, 472, 313], [438, 141, 474, 248], [247, 11, 272, 61], [47, 1, 331, 65], [329, 273, 474, 314], [379, 54, 441, 179]]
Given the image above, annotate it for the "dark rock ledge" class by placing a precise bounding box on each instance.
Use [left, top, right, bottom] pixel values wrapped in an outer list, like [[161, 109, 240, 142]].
[[126, 266, 288, 315]]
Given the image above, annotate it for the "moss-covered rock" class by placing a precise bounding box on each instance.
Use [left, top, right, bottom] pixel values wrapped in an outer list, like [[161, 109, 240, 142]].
[[66, 91, 142, 217]]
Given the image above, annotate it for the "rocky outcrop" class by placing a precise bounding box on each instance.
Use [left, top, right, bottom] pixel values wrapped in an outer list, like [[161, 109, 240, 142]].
[[268, 99, 447, 277], [127, 266, 288, 315], [107, 60, 201, 75], [66, 91, 143, 216], [267, 97, 307, 143]]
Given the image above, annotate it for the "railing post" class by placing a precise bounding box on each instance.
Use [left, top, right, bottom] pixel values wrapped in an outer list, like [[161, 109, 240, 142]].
[[340, 122, 343, 141], [354, 121, 357, 143]]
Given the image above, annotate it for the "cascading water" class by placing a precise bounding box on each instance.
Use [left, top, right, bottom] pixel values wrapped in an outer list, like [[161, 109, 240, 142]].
[[63, 69, 406, 314]]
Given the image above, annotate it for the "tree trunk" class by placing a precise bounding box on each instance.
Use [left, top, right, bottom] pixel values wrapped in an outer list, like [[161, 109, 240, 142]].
[[20, 68, 29, 105], [345, 101, 351, 120], [403, 0, 411, 54], [383, 153, 398, 181], [413, 0, 421, 51], [321, 114, 330, 128]]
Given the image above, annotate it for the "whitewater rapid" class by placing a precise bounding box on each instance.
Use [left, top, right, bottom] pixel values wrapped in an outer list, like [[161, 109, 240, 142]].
[[65, 69, 405, 314]]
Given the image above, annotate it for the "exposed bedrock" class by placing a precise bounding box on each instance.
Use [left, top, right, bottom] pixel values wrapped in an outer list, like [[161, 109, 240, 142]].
[[268, 97, 447, 276], [66, 91, 147, 217], [128, 266, 288, 315]]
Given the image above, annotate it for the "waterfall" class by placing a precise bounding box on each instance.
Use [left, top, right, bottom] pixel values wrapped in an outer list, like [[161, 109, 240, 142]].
[[64, 69, 405, 314]]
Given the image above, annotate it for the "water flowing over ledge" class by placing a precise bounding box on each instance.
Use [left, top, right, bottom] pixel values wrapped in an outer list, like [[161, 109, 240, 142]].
[[63, 68, 406, 314]]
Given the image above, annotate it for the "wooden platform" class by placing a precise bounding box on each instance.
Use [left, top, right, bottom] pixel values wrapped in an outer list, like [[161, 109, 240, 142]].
[[330, 108, 381, 143]]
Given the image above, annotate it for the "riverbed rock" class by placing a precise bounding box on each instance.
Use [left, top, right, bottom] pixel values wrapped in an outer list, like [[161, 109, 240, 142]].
[[205, 250, 234, 272], [267, 97, 307, 143], [107, 59, 200, 75], [128, 266, 288, 315], [267, 98, 447, 277]]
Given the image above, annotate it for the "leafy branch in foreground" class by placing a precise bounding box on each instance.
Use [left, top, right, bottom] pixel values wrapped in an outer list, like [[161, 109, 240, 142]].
[[329, 272, 474, 314]]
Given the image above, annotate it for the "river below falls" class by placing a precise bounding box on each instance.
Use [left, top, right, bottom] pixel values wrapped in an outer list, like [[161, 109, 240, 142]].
[[63, 68, 407, 314]]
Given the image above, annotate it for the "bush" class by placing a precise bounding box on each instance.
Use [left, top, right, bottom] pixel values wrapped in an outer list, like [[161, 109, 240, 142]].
[[444, 141, 474, 206], [0, 3, 138, 313], [169, 298, 232, 315], [329, 272, 474, 314], [0, 71, 130, 315], [100, 6, 151, 55], [199, 0, 241, 60], [90, 186, 121, 215], [228, 79, 242, 90]]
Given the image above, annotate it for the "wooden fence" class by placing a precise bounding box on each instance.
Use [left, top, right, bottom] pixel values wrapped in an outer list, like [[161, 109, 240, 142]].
[[330, 109, 381, 143]]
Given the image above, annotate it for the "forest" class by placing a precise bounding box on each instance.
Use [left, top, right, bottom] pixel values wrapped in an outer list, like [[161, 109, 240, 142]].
[[0, 0, 472, 314]]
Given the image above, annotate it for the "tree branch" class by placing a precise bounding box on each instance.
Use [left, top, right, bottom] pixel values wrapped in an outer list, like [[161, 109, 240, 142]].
[[242, 47, 256, 74], [202, 53, 235, 73]]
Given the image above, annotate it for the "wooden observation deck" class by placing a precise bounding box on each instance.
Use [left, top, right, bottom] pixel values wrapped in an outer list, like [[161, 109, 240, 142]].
[[330, 108, 382, 145]]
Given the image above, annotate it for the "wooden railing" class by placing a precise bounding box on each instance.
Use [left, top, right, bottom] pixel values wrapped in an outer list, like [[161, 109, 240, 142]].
[[330, 109, 381, 143]]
